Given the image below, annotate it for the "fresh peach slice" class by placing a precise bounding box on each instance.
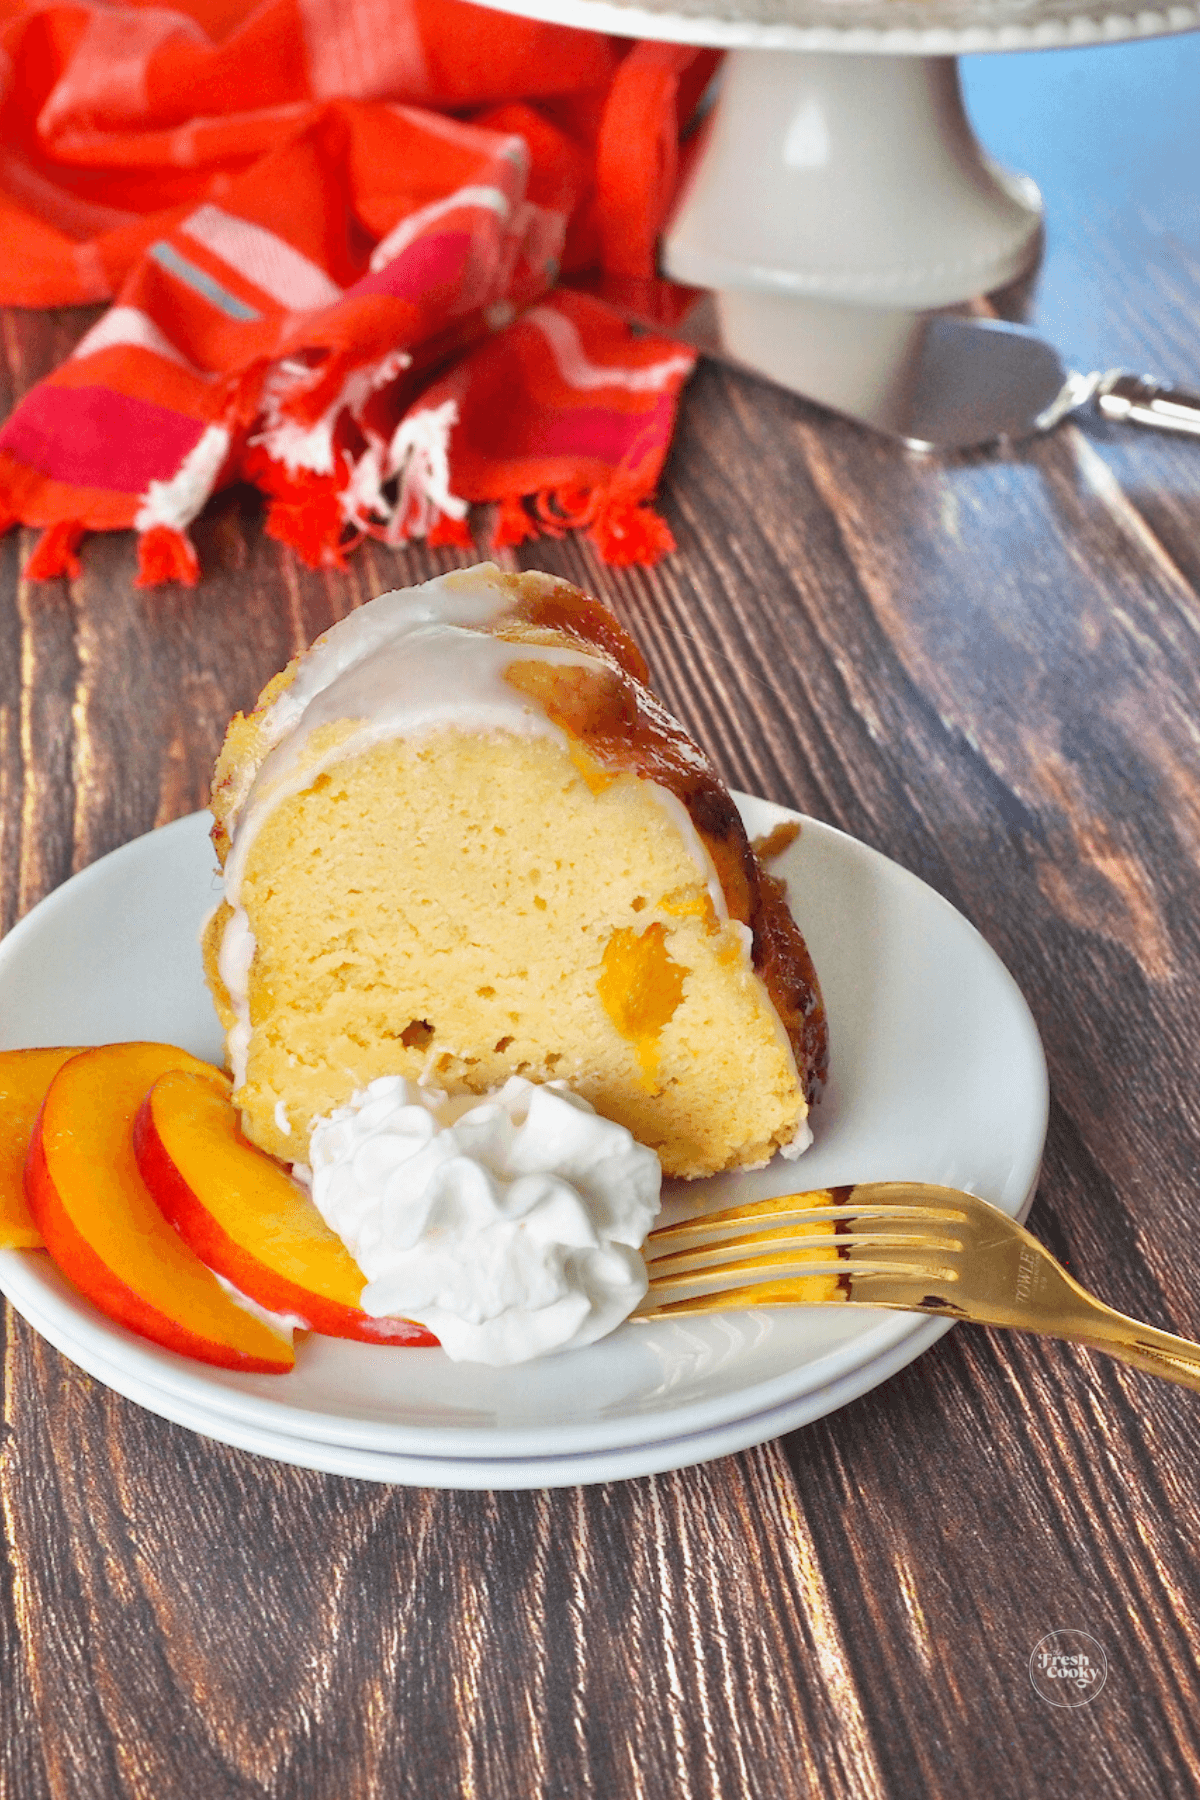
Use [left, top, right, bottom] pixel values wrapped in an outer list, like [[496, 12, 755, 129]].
[[25, 1043, 294, 1373], [0, 1048, 85, 1248], [135, 1070, 435, 1346]]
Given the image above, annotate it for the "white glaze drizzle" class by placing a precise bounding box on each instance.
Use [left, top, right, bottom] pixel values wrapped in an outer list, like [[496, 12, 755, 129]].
[[217, 903, 255, 1089], [222, 631, 639, 902], [218, 565, 521, 828]]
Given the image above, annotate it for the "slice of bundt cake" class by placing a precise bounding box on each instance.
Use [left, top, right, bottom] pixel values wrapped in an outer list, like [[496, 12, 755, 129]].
[[203, 564, 826, 1179]]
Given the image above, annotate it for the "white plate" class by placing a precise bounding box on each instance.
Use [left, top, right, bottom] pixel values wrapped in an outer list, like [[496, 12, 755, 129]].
[[2, 1257, 954, 1487], [0, 801, 1047, 1473]]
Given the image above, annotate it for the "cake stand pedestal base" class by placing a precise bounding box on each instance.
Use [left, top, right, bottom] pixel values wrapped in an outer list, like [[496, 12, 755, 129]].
[[663, 50, 1043, 312]]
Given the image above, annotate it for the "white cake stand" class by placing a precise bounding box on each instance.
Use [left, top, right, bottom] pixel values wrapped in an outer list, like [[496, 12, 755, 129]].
[[469, 0, 1200, 398]]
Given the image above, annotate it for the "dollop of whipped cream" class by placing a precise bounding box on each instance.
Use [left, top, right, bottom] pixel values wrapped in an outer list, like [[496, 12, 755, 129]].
[[308, 1076, 661, 1365]]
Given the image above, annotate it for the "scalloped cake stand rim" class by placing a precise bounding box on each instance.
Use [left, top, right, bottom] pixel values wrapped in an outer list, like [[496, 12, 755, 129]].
[[465, 0, 1200, 54]]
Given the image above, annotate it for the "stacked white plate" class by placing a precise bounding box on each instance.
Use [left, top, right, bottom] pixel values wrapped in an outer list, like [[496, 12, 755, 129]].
[[0, 799, 1047, 1489]]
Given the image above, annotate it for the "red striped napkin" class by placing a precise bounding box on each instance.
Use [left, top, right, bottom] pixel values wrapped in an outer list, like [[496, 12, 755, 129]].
[[0, 1, 716, 584]]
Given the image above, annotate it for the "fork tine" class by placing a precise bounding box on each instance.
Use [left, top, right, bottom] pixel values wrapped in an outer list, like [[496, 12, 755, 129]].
[[646, 1248, 961, 1297], [645, 1227, 964, 1277], [646, 1183, 972, 1255], [641, 1182, 979, 1310], [639, 1278, 862, 1317]]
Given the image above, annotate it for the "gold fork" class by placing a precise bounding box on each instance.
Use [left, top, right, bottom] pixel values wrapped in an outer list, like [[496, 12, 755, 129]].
[[635, 1183, 1200, 1392]]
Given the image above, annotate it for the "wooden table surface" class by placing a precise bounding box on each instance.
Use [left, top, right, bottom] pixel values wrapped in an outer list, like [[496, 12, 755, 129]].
[[3, 32, 1200, 1800]]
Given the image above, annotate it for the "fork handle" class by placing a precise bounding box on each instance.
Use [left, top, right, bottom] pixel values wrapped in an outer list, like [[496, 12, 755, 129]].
[[1039, 1298, 1200, 1391], [961, 1276, 1200, 1393]]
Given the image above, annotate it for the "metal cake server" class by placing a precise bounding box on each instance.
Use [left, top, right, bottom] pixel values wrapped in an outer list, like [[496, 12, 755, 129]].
[[577, 276, 1200, 453], [671, 295, 1200, 453], [780, 310, 1200, 453]]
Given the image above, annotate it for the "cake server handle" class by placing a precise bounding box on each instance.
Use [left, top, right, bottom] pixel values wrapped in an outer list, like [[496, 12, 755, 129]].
[[1094, 372, 1200, 438]]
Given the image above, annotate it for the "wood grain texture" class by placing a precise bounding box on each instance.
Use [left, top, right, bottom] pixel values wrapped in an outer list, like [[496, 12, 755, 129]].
[[4, 34, 1200, 1800]]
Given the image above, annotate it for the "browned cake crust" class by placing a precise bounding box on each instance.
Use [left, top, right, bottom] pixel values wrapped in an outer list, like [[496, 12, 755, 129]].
[[489, 578, 828, 1104]]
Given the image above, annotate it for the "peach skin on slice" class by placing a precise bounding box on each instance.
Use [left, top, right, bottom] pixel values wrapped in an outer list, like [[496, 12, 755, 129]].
[[25, 1043, 294, 1373], [135, 1070, 435, 1346], [1, 1048, 85, 1248]]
